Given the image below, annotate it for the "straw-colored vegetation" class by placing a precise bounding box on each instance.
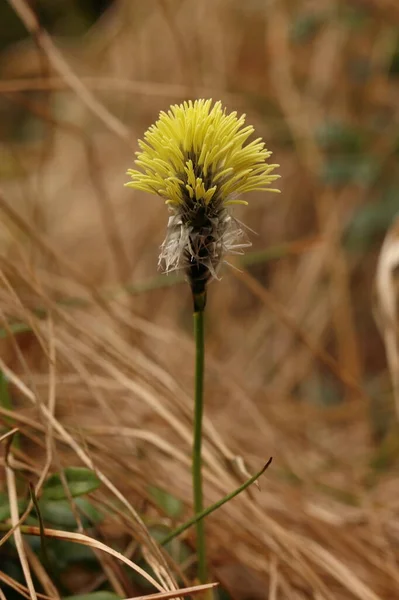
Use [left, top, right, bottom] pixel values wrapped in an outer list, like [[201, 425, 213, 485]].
[[0, 0, 398, 598]]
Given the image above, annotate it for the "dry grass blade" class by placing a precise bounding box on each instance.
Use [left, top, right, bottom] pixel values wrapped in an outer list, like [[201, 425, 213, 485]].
[[5, 460, 38, 600], [374, 215, 399, 419], [232, 268, 366, 398], [0, 427, 19, 444], [128, 582, 218, 600], [0, 523, 166, 593], [268, 556, 279, 600], [32, 316, 57, 497], [301, 538, 382, 600], [0, 357, 176, 592], [0, 570, 51, 600]]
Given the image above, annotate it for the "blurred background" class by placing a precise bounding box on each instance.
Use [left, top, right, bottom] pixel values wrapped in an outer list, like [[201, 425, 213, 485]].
[[0, 0, 399, 599]]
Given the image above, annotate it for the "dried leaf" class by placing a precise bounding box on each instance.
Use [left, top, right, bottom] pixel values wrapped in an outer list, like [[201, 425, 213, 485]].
[[374, 214, 399, 419]]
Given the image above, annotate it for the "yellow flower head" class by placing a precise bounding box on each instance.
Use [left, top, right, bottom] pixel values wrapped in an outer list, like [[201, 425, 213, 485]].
[[126, 99, 280, 285]]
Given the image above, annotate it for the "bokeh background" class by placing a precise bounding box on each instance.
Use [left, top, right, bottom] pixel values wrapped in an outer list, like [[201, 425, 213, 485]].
[[0, 1, 399, 599]]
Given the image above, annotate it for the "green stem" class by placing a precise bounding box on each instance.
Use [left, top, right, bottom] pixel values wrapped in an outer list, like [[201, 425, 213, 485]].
[[193, 300, 207, 584], [162, 458, 272, 546]]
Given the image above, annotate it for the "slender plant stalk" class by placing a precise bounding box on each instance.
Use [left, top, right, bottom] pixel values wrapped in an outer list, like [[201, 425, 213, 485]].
[[162, 458, 272, 546], [192, 291, 207, 583]]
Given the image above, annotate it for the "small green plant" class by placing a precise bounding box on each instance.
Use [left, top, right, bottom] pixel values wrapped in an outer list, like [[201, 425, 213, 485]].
[[126, 99, 279, 582]]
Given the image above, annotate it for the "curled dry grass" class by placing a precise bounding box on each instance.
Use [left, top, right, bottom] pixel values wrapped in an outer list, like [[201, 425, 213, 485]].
[[0, 0, 399, 598]]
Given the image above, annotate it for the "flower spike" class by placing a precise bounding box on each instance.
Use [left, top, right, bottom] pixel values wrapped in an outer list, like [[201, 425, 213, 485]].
[[126, 99, 280, 291]]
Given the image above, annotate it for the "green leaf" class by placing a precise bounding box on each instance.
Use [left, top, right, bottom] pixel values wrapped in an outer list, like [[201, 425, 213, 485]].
[[290, 13, 324, 43], [344, 189, 399, 251], [41, 538, 97, 570], [369, 427, 399, 473], [322, 155, 379, 186], [148, 486, 183, 519], [0, 321, 32, 339], [388, 34, 399, 78], [41, 467, 100, 500], [38, 497, 103, 528], [0, 371, 12, 411], [0, 493, 11, 522], [63, 594, 121, 600], [340, 5, 370, 29], [315, 483, 359, 506], [315, 121, 365, 152], [0, 370, 21, 448]]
